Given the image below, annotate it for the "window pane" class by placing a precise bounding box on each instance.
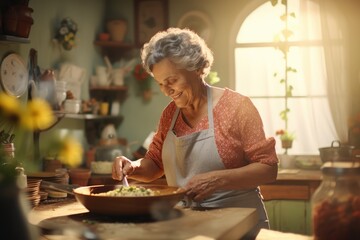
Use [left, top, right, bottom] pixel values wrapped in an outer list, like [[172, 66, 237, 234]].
[[235, 47, 284, 96], [252, 98, 336, 154], [236, 46, 327, 96], [237, 0, 322, 43], [282, 46, 327, 96], [235, 0, 337, 155]]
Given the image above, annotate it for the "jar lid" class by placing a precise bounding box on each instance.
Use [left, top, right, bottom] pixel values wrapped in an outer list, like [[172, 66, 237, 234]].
[[321, 161, 360, 175]]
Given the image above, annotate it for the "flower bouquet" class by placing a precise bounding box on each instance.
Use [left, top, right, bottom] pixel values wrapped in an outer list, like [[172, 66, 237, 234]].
[[54, 17, 78, 51]]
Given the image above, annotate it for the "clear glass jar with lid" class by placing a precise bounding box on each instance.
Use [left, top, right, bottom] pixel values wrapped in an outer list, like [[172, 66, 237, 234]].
[[311, 161, 360, 240]]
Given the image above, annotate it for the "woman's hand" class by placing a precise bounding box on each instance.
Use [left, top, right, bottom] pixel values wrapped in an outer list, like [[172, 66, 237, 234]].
[[112, 156, 134, 181], [184, 172, 223, 202]]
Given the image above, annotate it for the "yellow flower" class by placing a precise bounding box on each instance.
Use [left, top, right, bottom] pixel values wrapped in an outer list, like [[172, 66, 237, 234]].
[[0, 93, 22, 124], [20, 98, 56, 130], [57, 137, 83, 167], [64, 32, 74, 42]]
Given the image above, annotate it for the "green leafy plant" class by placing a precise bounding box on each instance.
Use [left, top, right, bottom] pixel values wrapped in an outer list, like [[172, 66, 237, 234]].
[[272, 0, 297, 151]]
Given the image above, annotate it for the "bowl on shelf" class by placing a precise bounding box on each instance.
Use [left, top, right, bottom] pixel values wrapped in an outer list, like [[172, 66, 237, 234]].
[[64, 99, 81, 114]]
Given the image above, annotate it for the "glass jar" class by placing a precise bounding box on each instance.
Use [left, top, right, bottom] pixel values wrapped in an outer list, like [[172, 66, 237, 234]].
[[311, 161, 360, 240]]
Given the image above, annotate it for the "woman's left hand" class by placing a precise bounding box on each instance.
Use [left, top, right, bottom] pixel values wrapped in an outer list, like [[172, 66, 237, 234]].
[[184, 172, 223, 202]]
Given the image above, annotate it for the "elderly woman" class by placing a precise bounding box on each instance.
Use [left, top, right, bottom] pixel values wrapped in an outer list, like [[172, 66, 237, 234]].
[[112, 28, 278, 237]]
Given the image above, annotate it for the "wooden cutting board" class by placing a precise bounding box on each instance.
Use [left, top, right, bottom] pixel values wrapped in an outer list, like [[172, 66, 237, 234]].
[[29, 199, 258, 240]]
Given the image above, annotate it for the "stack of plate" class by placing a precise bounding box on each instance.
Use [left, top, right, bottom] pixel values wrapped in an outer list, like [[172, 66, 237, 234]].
[[25, 179, 41, 207], [28, 171, 69, 199]]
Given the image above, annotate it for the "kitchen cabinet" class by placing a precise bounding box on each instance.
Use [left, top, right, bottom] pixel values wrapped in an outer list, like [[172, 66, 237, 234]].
[[265, 200, 312, 235], [260, 169, 321, 236]]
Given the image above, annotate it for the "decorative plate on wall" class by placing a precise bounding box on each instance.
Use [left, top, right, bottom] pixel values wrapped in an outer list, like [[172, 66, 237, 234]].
[[0, 53, 28, 98], [177, 10, 213, 44]]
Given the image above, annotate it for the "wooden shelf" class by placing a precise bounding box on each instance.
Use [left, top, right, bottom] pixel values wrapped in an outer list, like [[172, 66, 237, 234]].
[[94, 41, 135, 48], [0, 34, 30, 43], [89, 86, 128, 91], [89, 86, 128, 102], [65, 113, 123, 120]]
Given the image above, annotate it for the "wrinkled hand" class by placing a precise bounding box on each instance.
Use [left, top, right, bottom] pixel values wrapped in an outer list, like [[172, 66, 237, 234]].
[[112, 156, 134, 181], [184, 172, 221, 202]]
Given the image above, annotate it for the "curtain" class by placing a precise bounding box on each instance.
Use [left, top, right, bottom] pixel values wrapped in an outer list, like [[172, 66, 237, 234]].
[[318, 0, 357, 142]]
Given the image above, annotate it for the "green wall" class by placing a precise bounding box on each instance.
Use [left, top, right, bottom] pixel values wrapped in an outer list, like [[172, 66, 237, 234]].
[[0, 0, 251, 153], [2, 0, 359, 156]]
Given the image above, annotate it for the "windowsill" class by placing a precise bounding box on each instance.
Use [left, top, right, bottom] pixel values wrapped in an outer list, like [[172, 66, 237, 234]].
[[277, 154, 322, 170]]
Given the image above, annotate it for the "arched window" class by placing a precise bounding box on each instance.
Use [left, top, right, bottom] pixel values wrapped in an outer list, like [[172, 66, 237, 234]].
[[234, 0, 339, 154]]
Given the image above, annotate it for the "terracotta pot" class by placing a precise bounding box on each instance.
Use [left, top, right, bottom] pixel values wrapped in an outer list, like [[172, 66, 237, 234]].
[[106, 19, 127, 42], [69, 168, 92, 186], [43, 158, 62, 172], [3, 6, 18, 35], [281, 140, 293, 149]]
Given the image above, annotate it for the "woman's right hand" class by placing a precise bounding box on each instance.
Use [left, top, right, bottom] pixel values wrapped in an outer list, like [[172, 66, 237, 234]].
[[112, 156, 134, 181]]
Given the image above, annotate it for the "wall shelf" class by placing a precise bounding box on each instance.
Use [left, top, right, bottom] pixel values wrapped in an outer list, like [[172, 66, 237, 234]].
[[89, 86, 128, 102], [65, 113, 122, 120], [0, 34, 30, 43], [94, 41, 138, 62], [89, 86, 128, 91], [94, 41, 135, 49]]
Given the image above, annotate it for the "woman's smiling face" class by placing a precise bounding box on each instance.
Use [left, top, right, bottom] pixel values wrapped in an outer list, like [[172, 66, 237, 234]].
[[152, 58, 202, 109]]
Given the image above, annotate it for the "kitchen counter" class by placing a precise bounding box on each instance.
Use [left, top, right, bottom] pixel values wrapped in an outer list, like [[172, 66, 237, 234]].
[[28, 199, 258, 240], [260, 169, 322, 200], [88, 168, 322, 201]]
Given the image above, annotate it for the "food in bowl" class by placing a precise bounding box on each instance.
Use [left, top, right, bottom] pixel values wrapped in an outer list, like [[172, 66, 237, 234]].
[[73, 185, 186, 215], [93, 185, 159, 197]]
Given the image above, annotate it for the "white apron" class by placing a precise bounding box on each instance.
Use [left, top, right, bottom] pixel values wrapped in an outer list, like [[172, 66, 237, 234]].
[[162, 86, 269, 236]]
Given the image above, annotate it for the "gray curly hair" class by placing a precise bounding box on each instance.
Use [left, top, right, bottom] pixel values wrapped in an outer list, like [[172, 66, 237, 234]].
[[141, 28, 214, 78]]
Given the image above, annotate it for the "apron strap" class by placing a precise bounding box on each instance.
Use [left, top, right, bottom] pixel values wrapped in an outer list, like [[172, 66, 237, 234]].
[[206, 85, 214, 129]]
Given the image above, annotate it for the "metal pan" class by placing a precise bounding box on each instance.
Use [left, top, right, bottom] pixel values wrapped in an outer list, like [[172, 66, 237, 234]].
[[318, 140, 354, 163], [73, 184, 186, 216]]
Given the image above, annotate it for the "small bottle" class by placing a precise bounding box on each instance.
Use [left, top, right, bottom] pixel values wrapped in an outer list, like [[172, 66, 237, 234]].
[[15, 167, 27, 189], [311, 161, 360, 240]]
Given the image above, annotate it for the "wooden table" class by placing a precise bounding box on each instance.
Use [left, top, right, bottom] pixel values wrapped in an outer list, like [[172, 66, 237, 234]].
[[28, 199, 258, 240]]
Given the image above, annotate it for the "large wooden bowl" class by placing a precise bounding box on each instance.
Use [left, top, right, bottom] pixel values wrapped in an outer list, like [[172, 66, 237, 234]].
[[73, 184, 185, 216]]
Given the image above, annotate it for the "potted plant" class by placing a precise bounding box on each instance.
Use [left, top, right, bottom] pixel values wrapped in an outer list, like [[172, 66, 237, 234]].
[[276, 129, 295, 153]]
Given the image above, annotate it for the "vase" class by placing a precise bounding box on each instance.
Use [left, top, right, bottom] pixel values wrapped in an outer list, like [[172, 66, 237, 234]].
[[0, 183, 40, 239]]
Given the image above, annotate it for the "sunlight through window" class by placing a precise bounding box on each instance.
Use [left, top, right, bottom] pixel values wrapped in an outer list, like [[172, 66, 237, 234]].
[[235, 0, 337, 155]]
